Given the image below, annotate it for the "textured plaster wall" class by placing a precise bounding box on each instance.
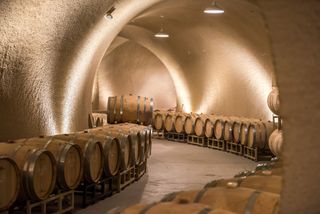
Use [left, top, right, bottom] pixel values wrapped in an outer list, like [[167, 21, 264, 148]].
[[0, 0, 161, 141], [1, 0, 320, 212], [97, 41, 177, 110], [257, 0, 320, 213]]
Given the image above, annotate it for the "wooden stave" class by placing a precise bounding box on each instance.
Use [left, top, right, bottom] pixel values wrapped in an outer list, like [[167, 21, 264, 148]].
[[161, 187, 279, 214], [0, 156, 21, 211], [54, 133, 104, 183], [0, 143, 57, 201]]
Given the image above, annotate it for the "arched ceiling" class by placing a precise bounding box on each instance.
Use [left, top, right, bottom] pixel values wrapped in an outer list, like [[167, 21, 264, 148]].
[[100, 0, 275, 118]]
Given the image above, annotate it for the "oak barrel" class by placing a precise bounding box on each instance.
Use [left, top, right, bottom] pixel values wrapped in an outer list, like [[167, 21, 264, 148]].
[[204, 116, 218, 138], [184, 114, 198, 135], [94, 125, 142, 165], [89, 129, 133, 170], [268, 129, 283, 157], [247, 121, 274, 148], [213, 117, 226, 140], [54, 133, 104, 183], [107, 95, 154, 125], [162, 187, 279, 214], [194, 115, 208, 137], [0, 156, 20, 211], [153, 111, 166, 131], [14, 137, 83, 190], [267, 87, 280, 115], [223, 117, 239, 141], [174, 113, 188, 133], [121, 202, 234, 214], [164, 112, 176, 132], [0, 143, 57, 201], [204, 175, 282, 194], [239, 119, 260, 146]]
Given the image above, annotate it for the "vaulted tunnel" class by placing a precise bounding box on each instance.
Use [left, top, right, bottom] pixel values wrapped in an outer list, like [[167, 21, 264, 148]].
[[1, 0, 320, 213]]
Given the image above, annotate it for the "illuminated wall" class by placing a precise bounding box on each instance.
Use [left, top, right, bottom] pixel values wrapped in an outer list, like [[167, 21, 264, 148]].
[[96, 40, 177, 110], [108, 0, 275, 120]]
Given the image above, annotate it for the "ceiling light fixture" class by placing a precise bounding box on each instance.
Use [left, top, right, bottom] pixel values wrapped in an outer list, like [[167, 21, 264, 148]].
[[104, 6, 116, 19], [204, 1, 224, 14], [154, 15, 170, 38]]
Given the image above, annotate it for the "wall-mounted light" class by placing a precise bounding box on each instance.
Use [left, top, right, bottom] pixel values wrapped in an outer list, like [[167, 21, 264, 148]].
[[154, 15, 170, 38], [204, 1, 224, 14], [104, 6, 116, 19]]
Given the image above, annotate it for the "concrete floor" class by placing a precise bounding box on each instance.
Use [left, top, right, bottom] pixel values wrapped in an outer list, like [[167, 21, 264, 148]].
[[76, 139, 257, 214]]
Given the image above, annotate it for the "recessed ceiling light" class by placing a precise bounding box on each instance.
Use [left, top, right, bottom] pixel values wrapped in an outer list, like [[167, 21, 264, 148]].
[[204, 1, 224, 14], [154, 16, 169, 38]]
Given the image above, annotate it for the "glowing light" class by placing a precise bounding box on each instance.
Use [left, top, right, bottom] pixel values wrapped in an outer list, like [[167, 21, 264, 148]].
[[204, 2, 224, 14], [154, 29, 169, 38]]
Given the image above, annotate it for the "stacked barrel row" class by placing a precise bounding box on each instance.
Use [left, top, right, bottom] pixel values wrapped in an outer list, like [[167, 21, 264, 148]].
[[0, 123, 152, 212], [121, 160, 282, 214], [153, 111, 276, 151], [267, 87, 284, 157]]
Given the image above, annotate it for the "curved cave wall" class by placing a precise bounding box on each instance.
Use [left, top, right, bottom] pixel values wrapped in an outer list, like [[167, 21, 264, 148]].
[[118, 0, 276, 120], [0, 0, 161, 141], [95, 40, 177, 110], [0, 0, 320, 213]]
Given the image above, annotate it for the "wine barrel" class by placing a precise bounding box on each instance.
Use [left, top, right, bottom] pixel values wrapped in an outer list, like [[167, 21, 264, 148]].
[[122, 202, 234, 214], [247, 121, 274, 149], [153, 111, 166, 130], [174, 113, 188, 134], [94, 125, 142, 165], [204, 116, 218, 138], [194, 115, 208, 137], [268, 129, 283, 157], [184, 114, 198, 135], [88, 129, 133, 170], [240, 119, 259, 146], [14, 137, 83, 190], [107, 95, 154, 125], [223, 117, 238, 141], [0, 157, 20, 211], [79, 131, 121, 176], [54, 133, 104, 183], [0, 143, 57, 201], [204, 175, 282, 194], [162, 187, 279, 214], [100, 135, 121, 176], [214, 117, 226, 140], [267, 87, 280, 115], [164, 112, 176, 132]]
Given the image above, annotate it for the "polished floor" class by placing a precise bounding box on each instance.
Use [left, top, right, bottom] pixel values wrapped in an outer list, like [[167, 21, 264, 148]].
[[76, 139, 257, 214]]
